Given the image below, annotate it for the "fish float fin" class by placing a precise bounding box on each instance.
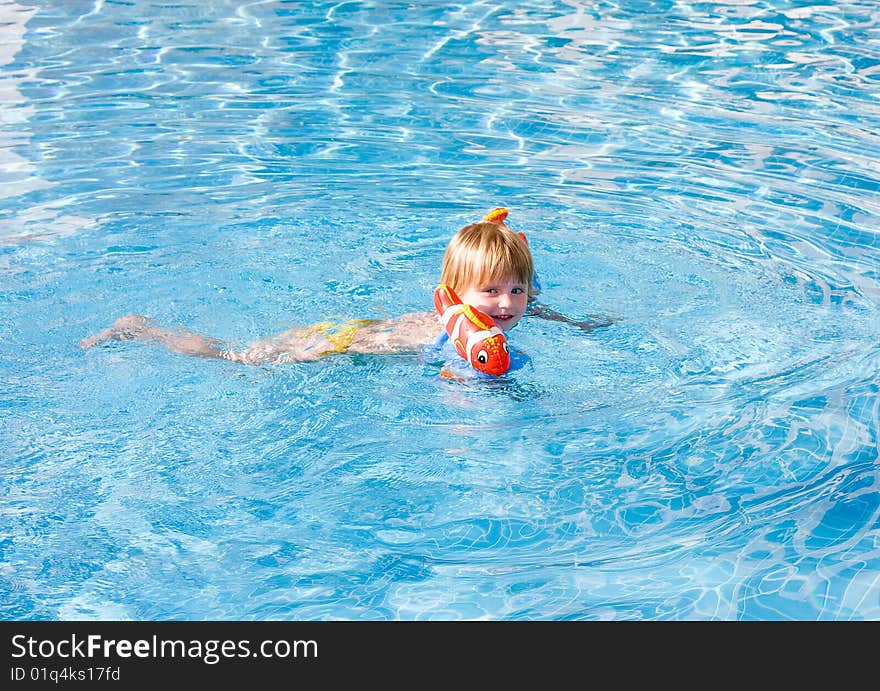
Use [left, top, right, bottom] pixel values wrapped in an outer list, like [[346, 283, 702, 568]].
[[483, 207, 529, 245], [482, 207, 509, 224]]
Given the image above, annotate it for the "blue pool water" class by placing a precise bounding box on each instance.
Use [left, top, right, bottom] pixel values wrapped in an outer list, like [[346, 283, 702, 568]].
[[2, 0, 879, 620]]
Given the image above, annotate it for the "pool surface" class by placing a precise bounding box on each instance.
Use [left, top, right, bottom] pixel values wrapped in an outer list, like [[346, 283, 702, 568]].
[[2, 0, 879, 620]]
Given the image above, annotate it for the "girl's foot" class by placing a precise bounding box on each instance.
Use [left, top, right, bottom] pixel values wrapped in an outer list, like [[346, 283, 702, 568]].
[[80, 314, 152, 348]]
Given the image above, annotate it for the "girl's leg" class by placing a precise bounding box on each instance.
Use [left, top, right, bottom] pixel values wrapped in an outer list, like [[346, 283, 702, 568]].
[[80, 314, 226, 358], [81, 314, 339, 364]]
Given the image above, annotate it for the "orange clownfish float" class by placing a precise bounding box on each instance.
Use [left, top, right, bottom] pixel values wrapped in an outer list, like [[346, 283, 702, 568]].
[[433, 284, 510, 376], [430, 206, 530, 377]]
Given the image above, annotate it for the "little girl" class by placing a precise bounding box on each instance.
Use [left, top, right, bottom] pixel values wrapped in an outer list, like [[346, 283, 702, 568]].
[[81, 209, 614, 369]]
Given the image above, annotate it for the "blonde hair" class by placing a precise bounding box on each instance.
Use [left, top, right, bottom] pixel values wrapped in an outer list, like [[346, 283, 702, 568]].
[[440, 222, 537, 300]]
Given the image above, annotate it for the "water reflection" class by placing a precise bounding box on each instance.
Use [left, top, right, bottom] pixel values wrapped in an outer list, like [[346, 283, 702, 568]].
[[0, 0, 93, 243]]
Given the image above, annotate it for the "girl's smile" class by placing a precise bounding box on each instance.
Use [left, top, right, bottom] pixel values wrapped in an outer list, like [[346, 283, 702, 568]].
[[457, 277, 529, 331]]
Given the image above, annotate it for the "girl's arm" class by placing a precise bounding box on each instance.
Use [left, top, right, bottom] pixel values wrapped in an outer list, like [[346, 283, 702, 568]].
[[526, 301, 620, 332]]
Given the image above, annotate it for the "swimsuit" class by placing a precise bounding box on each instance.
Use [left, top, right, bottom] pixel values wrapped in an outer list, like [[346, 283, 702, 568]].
[[304, 318, 378, 355]]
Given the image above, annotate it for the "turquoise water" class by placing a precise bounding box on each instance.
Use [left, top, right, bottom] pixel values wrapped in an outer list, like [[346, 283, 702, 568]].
[[2, 0, 879, 620]]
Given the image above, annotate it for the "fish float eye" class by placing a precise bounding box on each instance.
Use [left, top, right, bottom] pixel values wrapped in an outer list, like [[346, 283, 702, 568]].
[[503, 342, 509, 353], [477, 350, 488, 364]]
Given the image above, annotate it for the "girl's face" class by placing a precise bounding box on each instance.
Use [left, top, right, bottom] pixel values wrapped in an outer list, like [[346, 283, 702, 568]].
[[458, 276, 529, 331]]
